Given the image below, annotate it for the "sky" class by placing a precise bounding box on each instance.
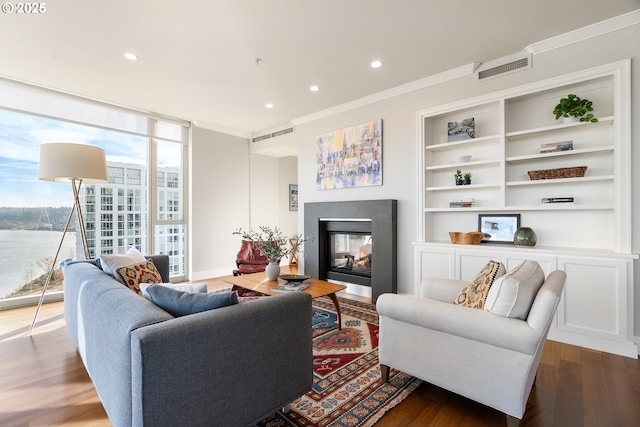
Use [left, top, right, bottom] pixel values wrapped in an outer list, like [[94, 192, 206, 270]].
[[0, 109, 181, 207]]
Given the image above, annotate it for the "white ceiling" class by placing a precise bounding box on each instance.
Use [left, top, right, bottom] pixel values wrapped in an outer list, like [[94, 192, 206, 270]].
[[1, 1, 638, 137]]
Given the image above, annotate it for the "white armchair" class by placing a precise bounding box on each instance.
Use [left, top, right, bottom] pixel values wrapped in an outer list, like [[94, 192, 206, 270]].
[[377, 265, 566, 423]]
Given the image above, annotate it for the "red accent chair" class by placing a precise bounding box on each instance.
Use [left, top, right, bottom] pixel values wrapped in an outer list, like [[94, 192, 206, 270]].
[[233, 240, 269, 276]]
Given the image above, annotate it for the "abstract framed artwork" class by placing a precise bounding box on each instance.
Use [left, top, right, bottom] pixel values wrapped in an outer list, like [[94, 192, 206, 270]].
[[478, 214, 520, 244], [315, 119, 382, 190]]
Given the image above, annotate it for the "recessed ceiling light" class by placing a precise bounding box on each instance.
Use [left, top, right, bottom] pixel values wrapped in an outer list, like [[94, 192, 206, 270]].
[[124, 52, 138, 61], [371, 60, 383, 68], [265, 103, 274, 109], [310, 85, 320, 92]]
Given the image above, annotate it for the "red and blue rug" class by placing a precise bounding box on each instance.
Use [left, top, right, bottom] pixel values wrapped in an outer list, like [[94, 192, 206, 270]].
[[255, 296, 421, 427]]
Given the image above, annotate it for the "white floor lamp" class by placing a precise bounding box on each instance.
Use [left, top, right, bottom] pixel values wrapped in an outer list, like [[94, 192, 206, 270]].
[[27, 142, 107, 335]]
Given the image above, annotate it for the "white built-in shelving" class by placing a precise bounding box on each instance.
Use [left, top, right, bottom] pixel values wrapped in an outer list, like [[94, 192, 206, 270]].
[[417, 62, 631, 252], [414, 59, 638, 358]]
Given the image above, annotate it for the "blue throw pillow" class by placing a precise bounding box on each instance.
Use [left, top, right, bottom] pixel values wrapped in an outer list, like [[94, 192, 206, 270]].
[[146, 285, 238, 317]]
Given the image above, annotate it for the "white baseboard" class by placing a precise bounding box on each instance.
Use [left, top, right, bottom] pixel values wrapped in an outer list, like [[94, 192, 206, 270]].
[[547, 329, 638, 359], [189, 267, 234, 282]]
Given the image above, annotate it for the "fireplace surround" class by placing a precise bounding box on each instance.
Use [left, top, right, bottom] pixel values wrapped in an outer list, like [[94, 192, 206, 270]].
[[304, 199, 397, 301]]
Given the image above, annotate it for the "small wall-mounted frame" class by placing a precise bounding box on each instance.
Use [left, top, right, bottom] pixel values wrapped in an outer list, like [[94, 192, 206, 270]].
[[289, 184, 298, 211], [478, 214, 520, 244]]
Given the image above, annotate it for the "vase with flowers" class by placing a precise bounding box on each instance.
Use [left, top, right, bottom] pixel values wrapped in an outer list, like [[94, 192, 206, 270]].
[[233, 226, 308, 280]]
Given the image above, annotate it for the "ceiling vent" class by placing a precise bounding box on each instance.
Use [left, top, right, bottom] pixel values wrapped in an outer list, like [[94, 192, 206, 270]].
[[476, 52, 532, 81], [251, 126, 294, 143]]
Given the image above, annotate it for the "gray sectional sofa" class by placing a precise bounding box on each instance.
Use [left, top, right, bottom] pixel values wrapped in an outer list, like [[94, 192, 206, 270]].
[[64, 255, 313, 427]]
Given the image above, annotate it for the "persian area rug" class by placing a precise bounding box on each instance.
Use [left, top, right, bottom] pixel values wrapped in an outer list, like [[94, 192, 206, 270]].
[[255, 296, 421, 427]]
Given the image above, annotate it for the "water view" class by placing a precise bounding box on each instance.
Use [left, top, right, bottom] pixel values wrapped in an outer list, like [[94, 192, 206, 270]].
[[0, 229, 76, 299]]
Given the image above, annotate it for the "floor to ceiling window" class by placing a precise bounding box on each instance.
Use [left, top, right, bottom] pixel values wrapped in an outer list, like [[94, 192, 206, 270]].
[[0, 79, 189, 309]]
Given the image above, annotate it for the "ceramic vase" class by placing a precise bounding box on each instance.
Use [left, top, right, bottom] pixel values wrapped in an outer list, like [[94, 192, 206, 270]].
[[265, 261, 280, 280], [513, 227, 537, 247]]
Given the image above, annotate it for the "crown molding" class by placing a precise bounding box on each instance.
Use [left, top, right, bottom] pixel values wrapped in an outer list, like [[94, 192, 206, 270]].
[[526, 9, 640, 54], [291, 63, 479, 126], [192, 121, 250, 139]]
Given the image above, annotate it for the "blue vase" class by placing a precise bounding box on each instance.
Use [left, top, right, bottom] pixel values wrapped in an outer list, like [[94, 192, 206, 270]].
[[513, 227, 537, 247]]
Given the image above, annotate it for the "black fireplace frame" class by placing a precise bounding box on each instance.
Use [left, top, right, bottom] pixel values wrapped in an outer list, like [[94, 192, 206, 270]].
[[304, 199, 397, 301]]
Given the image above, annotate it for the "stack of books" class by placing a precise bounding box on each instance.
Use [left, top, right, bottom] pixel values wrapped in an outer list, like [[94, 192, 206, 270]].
[[541, 196, 574, 204], [272, 282, 310, 292], [449, 198, 475, 208], [540, 140, 573, 153]]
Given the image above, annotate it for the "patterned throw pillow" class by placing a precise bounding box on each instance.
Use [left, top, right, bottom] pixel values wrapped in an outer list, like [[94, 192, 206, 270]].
[[454, 260, 506, 309], [116, 260, 163, 295]]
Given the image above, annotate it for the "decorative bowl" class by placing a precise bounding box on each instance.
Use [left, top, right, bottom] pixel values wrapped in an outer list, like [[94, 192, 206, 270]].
[[279, 274, 311, 282], [457, 155, 472, 163], [449, 231, 484, 245]]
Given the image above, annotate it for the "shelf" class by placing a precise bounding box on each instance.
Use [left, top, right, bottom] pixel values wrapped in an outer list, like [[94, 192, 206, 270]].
[[505, 116, 614, 139], [424, 204, 614, 213], [425, 206, 503, 212], [508, 204, 614, 211], [426, 183, 500, 192], [425, 134, 500, 151], [414, 241, 637, 260], [505, 146, 614, 163], [425, 159, 501, 171], [506, 175, 614, 186]]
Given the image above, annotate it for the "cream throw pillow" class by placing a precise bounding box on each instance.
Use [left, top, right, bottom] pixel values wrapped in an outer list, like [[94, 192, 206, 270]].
[[484, 260, 545, 319], [99, 247, 147, 278]]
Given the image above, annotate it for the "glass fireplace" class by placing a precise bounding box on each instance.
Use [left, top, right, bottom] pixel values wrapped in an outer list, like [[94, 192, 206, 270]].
[[323, 220, 373, 285], [329, 232, 372, 277]]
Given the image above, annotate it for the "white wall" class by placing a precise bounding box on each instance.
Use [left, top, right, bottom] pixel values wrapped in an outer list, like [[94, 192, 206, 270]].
[[190, 127, 299, 279], [295, 24, 640, 336], [248, 154, 299, 265], [190, 126, 250, 279], [249, 153, 280, 228]]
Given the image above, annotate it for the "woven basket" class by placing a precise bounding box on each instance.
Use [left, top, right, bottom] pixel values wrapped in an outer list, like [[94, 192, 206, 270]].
[[528, 166, 587, 180]]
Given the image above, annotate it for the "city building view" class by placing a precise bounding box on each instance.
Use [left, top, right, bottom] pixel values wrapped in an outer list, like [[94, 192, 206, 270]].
[[81, 162, 185, 277]]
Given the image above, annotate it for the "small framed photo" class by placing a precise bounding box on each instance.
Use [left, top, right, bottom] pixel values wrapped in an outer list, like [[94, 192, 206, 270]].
[[447, 117, 475, 142], [289, 184, 298, 211], [478, 214, 520, 244]]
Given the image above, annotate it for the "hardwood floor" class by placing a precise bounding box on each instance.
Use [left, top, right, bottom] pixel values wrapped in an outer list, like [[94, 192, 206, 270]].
[[1, 271, 639, 427]]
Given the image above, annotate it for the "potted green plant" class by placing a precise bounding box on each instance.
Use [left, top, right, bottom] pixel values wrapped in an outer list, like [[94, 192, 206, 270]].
[[463, 172, 472, 185], [552, 94, 598, 123], [233, 226, 309, 280], [454, 170, 463, 186]]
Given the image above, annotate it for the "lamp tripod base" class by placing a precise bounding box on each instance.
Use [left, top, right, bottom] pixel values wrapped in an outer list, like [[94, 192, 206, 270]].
[[27, 178, 88, 335]]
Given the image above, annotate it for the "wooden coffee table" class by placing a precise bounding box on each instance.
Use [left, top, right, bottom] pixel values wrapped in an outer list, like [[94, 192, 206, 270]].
[[224, 272, 347, 329]]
